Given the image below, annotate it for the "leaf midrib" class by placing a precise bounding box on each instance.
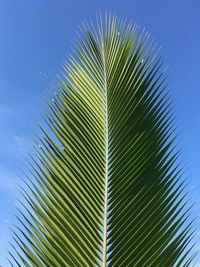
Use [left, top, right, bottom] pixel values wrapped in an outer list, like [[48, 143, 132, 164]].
[[102, 40, 109, 267]]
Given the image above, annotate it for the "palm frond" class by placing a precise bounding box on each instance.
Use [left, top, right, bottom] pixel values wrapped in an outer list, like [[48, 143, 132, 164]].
[[10, 14, 196, 266]]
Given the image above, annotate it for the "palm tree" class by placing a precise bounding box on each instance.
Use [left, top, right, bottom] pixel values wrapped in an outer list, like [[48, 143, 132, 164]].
[[10, 14, 196, 266]]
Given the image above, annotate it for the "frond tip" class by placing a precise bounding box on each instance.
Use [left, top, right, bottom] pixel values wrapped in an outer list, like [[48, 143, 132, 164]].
[[10, 13, 196, 266]]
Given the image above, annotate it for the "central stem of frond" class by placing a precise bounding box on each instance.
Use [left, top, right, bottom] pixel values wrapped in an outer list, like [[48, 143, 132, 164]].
[[102, 43, 109, 267]]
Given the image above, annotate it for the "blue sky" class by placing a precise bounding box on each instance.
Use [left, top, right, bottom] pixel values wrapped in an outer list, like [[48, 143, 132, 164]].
[[0, 0, 200, 265]]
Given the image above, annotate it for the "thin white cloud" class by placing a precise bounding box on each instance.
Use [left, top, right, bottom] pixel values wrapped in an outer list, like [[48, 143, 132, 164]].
[[0, 165, 16, 190], [0, 105, 15, 115], [12, 135, 32, 157], [2, 219, 11, 224], [1, 134, 33, 161]]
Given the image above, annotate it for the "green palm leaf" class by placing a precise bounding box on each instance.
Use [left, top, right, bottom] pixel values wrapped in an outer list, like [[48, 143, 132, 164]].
[[10, 14, 196, 266]]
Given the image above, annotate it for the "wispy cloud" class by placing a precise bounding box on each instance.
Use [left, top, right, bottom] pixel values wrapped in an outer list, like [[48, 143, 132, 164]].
[[1, 134, 33, 161], [12, 135, 32, 157], [0, 105, 15, 116], [0, 165, 16, 190], [2, 219, 11, 224]]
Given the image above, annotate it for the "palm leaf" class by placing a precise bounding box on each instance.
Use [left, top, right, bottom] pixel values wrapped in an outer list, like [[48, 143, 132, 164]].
[[10, 14, 196, 266]]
